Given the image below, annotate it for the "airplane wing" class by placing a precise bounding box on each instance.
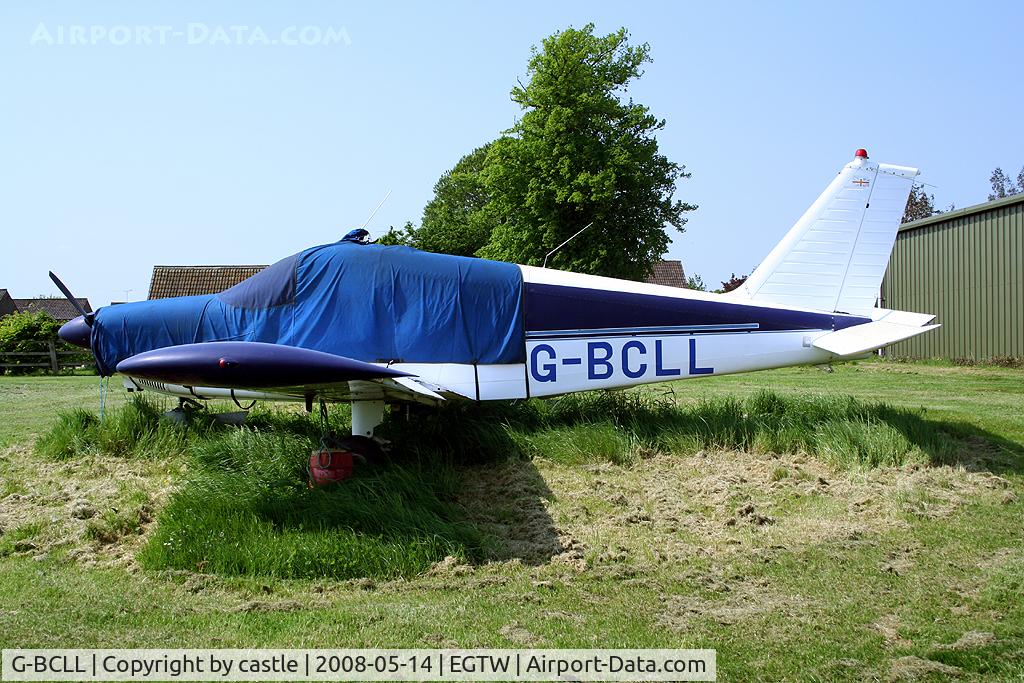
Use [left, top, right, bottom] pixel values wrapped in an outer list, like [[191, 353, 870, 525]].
[[115, 341, 448, 406]]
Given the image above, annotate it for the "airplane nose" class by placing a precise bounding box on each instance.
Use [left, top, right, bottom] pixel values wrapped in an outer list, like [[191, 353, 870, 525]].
[[58, 315, 91, 348]]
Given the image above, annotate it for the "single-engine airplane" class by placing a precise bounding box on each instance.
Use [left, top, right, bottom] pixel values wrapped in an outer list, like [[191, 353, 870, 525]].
[[53, 150, 938, 450]]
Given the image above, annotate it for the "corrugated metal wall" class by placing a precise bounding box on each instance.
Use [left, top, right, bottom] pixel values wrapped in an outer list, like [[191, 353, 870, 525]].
[[882, 195, 1023, 360]]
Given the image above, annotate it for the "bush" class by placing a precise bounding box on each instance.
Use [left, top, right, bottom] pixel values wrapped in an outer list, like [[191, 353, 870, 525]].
[[0, 311, 62, 374], [0, 310, 61, 352]]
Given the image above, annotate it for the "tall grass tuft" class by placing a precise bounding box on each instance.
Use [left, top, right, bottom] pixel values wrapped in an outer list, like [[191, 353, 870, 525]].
[[33, 407, 99, 460], [139, 427, 488, 580], [34, 395, 195, 459], [415, 389, 977, 470]]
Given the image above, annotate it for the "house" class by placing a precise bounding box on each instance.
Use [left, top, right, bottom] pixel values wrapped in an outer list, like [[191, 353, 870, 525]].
[[148, 259, 691, 300], [10, 297, 93, 323], [148, 265, 267, 300], [645, 260, 686, 288], [0, 290, 92, 323]]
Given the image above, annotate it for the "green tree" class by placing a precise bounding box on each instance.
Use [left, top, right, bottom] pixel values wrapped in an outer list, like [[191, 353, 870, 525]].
[[684, 274, 707, 291], [476, 24, 695, 280], [415, 144, 498, 257], [375, 222, 416, 246], [988, 166, 1024, 201], [902, 183, 938, 223]]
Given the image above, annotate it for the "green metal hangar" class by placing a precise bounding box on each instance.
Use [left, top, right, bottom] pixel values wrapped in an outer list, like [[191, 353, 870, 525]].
[[882, 193, 1023, 361]]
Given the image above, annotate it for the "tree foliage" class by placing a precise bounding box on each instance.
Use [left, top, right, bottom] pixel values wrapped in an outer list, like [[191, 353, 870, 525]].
[[477, 25, 695, 280], [0, 311, 61, 353], [988, 166, 1024, 201], [684, 274, 707, 291], [902, 183, 939, 223], [375, 222, 416, 247], [414, 144, 498, 257], [720, 273, 748, 293], [417, 25, 693, 280], [387, 26, 693, 279]]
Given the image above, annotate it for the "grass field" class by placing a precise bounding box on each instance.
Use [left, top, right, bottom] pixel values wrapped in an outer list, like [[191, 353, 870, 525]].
[[1, 360, 1022, 681]]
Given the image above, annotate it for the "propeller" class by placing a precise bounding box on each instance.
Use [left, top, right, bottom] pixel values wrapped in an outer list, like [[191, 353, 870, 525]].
[[49, 271, 95, 349], [49, 271, 94, 326]]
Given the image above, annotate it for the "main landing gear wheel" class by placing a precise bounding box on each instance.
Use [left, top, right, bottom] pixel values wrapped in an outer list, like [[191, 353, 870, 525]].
[[308, 399, 390, 487], [335, 435, 386, 465], [162, 397, 205, 423]]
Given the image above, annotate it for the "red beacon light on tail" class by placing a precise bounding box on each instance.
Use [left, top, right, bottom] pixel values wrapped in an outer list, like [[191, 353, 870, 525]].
[[855, 148, 869, 159]]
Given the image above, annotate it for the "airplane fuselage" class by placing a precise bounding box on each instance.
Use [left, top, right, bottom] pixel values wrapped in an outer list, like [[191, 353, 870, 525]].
[[117, 263, 862, 405], [55, 151, 934, 439]]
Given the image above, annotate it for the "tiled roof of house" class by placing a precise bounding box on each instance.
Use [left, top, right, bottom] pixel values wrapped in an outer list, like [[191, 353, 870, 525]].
[[148, 265, 268, 300], [12, 297, 92, 322], [645, 260, 687, 288]]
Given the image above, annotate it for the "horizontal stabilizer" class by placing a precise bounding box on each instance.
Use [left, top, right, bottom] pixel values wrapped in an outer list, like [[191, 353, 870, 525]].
[[813, 321, 940, 357], [870, 308, 936, 326], [116, 341, 409, 388]]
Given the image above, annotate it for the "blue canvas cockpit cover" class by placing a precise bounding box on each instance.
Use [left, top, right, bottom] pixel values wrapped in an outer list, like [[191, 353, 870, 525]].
[[91, 242, 525, 375]]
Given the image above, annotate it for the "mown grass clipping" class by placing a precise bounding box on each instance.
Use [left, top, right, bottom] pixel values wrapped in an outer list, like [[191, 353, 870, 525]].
[[35, 389, 988, 580]]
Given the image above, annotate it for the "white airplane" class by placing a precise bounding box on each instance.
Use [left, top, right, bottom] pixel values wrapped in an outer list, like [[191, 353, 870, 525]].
[[54, 149, 937, 449]]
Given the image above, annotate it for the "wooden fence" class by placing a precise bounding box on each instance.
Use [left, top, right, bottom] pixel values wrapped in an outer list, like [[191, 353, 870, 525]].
[[0, 340, 94, 373]]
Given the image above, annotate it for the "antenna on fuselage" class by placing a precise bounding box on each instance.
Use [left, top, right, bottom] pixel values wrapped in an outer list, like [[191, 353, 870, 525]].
[[359, 189, 393, 231], [542, 222, 594, 269]]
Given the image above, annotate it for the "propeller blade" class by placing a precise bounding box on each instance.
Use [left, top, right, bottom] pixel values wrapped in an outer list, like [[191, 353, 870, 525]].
[[48, 271, 93, 325]]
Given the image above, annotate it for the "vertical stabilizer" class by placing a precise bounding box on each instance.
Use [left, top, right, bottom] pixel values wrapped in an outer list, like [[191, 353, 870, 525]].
[[734, 150, 918, 315]]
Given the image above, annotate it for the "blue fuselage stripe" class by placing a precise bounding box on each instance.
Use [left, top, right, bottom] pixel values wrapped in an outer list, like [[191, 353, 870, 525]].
[[527, 322, 761, 340], [523, 283, 870, 335]]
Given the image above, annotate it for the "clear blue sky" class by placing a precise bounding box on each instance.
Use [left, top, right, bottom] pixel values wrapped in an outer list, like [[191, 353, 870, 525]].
[[2, 1, 1022, 306]]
